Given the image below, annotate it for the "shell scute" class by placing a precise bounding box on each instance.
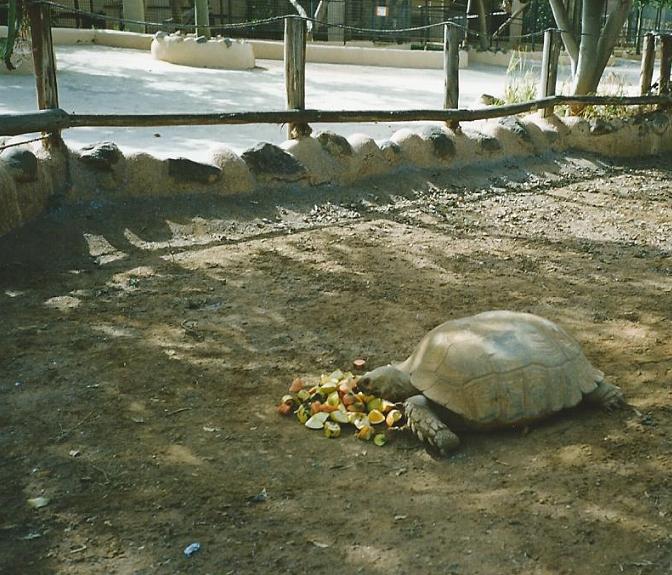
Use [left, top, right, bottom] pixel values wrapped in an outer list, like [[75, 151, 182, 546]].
[[400, 311, 601, 426]]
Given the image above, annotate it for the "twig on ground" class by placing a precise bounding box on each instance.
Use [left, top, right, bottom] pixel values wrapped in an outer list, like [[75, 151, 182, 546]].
[[56, 410, 96, 441], [165, 407, 193, 417]]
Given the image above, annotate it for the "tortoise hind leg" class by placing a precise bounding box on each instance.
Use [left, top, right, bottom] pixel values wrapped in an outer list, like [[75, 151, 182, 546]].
[[585, 380, 624, 410], [404, 395, 460, 455]]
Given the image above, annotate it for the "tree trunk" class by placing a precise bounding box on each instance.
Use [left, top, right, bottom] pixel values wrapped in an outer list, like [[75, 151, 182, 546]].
[[569, 0, 632, 95], [468, 0, 491, 50], [594, 0, 632, 77], [572, 0, 603, 95], [548, 0, 579, 74], [549, 0, 631, 97]]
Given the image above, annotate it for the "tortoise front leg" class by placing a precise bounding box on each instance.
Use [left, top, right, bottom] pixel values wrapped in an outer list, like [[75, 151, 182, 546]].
[[404, 395, 460, 455]]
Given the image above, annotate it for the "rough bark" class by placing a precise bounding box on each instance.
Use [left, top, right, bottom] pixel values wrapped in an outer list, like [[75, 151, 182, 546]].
[[550, 0, 633, 96], [573, 0, 603, 95], [548, 0, 579, 73], [594, 0, 633, 77], [468, 0, 491, 50], [492, 0, 530, 42]]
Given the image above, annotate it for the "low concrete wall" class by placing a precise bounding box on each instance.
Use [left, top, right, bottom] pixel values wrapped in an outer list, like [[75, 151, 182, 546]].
[[52, 27, 96, 44], [2, 112, 670, 237], [468, 48, 570, 68], [0, 26, 152, 49], [252, 40, 469, 69], [151, 33, 255, 69], [467, 49, 513, 67], [93, 29, 153, 49]]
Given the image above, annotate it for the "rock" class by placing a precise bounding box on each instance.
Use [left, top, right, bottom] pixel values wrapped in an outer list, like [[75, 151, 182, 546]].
[[241, 142, 307, 182], [379, 140, 400, 155], [420, 127, 456, 159], [498, 117, 532, 143], [317, 131, 352, 158], [347, 134, 388, 180], [391, 129, 433, 167], [0, 167, 21, 236], [79, 141, 123, 171], [636, 111, 670, 136], [168, 157, 221, 184], [589, 118, 617, 136], [210, 147, 254, 193], [0, 147, 38, 183], [564, 117, 591, 138], [648, 112, 670, 134], [478, 135, 502, 152], [124, 152, 167, 196], [479, 94, 498, 106], [379, 140, 401, 164], [281, 137, 340, 185]]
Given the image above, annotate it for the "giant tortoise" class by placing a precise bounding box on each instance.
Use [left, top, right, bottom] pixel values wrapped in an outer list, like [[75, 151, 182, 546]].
[[358, 310, 623, 454]]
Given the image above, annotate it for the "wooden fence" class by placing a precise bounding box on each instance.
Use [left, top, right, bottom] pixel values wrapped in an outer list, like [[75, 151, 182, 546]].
[[3, 4, 672, 148]]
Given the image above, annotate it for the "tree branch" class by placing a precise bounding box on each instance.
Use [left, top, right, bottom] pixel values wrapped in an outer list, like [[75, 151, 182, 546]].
[[492, 1, 530, 40], [470, 0, 491, 50], [595, 0, 633, 74], [548, 0, 579, 67], [287, 0, 312, 34], [573, 0, 603, 94]]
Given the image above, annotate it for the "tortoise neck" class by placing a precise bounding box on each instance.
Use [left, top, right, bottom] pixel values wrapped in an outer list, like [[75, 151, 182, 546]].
[[393, 363, 417, 398]]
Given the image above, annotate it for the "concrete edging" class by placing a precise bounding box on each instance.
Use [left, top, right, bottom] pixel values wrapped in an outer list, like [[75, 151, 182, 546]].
[[1, 112, 670, 236]]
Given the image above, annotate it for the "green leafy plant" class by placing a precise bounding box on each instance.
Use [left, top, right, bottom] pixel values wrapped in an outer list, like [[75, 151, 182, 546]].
[[556, 72, 655, 119], [490, 50, 539, 106]]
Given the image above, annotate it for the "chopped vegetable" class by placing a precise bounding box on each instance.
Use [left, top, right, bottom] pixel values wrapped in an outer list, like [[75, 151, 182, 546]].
[[278, 370, 404, 446], [305, 412, 330, 429], [324, 421, 341, 438]]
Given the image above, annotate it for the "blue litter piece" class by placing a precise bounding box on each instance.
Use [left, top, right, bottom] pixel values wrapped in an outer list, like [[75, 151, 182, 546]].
[[184, 542, 201, 558]]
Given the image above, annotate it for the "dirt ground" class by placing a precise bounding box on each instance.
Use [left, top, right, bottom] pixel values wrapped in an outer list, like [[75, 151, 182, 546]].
[[1, 152, 671, 575]]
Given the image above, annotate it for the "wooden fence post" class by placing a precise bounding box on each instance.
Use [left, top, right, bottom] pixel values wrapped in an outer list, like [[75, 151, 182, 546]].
[[540, 28, 561, 118], [639, 32, 655, 95], [443, 24, 460, 129], [284, 16, 311, 139], [28, 0, 62, 147], [194, 0, 211, 38], [658, 34, 672, 100]]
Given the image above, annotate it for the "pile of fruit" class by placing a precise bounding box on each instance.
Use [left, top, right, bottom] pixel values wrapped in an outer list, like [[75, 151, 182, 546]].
[[277, 369, 404, 445]]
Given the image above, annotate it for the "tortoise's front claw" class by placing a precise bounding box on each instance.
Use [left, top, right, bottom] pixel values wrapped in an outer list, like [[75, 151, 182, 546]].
[[432, 428, 460, 455], [404, 395, 461, 456]]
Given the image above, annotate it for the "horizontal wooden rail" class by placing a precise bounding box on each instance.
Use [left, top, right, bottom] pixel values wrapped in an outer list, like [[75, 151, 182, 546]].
[[1, 95, 671, 137]]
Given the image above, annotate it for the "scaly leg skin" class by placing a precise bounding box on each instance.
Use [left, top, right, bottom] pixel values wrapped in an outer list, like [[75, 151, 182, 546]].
[[585, 380, 625, 410], [404, 395, 460, 455]]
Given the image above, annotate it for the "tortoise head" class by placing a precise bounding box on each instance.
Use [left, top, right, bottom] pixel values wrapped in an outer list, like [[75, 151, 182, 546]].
[[358, 365, 415, 402]]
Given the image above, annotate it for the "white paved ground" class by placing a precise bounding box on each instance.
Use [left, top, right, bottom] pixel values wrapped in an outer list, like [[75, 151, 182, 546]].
[[1, 44, 642, 162]]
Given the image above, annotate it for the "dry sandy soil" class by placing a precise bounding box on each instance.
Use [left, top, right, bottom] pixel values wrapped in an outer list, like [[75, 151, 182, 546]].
[[1, 152, 671, 575]]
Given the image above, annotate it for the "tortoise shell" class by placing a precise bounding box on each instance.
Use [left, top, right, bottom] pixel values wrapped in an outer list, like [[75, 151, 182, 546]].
[[397, 310, 603, 426]]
